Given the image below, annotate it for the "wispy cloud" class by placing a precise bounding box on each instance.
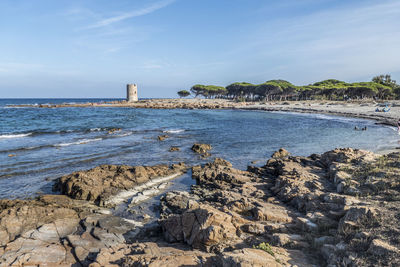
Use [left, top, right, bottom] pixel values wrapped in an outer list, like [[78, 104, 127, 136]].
[[224, 0, 400, 83], [85, 0, 175, 30]]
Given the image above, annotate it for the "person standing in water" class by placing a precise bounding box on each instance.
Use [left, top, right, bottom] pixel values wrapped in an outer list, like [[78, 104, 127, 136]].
[[397, 118, 400, 132]]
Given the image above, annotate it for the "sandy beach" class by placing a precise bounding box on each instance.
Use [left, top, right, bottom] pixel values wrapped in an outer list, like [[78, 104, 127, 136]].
[[12, 98, 400, 126]]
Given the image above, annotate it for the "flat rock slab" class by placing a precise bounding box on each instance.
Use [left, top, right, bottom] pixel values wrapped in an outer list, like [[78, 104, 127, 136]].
[[55, 163, 186, 206]]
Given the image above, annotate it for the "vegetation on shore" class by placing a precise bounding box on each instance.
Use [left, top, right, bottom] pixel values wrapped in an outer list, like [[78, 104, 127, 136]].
[[182, 74, 400, 101], [177, 90, 190, 98]]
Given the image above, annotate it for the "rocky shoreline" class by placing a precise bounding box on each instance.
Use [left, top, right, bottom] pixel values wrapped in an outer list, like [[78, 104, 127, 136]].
[[9, 99, 400, 126], [1, 147, 399, 266]]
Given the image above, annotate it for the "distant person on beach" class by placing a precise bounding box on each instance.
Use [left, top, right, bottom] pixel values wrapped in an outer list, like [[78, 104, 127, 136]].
[[397, 119, 400, 132]]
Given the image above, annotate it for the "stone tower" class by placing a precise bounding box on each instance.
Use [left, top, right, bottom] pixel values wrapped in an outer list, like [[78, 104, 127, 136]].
[[126, 84, 138, 102]]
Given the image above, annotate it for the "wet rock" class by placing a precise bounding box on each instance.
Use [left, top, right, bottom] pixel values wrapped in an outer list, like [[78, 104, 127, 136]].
[[191, 143, 212, 155], [158, 134, 169, 141], [169, 146, 180, 152], [55, 163, 185, 206]]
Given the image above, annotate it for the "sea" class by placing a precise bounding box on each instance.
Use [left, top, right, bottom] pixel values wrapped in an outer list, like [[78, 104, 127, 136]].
[[0, 98, 398, 203]]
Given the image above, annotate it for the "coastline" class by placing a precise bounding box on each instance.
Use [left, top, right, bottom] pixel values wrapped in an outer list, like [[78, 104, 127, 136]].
[[2, 147, 400, 266], [8, 98, 400, 126], [1, 99, 400, 265]]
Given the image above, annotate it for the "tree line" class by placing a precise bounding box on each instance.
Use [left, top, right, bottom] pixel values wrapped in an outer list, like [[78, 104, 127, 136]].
[[177, 75, 400, 101]]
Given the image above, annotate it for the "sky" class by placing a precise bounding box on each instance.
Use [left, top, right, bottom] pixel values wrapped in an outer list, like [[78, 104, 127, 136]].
[[0, 0, 399, 98]]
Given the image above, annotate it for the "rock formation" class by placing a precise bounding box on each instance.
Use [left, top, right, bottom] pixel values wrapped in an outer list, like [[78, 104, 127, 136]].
[[191, 143, 212, 157], [55, 163, 186, 207], [1, 148, 400, 266]]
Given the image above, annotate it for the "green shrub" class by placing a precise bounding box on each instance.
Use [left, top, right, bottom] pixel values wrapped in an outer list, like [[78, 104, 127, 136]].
[[253, 242, 274, 256]]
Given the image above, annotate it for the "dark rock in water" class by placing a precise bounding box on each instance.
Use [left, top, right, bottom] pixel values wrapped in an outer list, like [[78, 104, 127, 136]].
[[158, 135, 169, 141], [191, 143, 212, 156], [169, 146, 180, 152], [54, 163, 186, 206], [108, 128, 121, 134]]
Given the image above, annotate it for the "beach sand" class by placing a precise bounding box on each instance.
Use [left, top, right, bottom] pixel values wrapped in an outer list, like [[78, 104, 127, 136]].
[[12, 98, 400, 126]]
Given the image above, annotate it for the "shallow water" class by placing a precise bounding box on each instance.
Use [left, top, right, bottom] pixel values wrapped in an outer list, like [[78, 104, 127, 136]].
[[0, 98, 398, 200]]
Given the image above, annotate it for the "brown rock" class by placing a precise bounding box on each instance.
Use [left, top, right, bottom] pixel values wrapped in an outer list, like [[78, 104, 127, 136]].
[[221, 248, 280, 267], [0, 198, 79, 246], [55, 163, 185, 206], [158, 135, 169, 141], [161, 204, 239, 251], [271, 148, 290, 159], [191, 143, 212, 154]]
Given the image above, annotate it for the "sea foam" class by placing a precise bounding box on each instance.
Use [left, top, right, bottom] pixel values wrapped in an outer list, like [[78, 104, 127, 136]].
[[163, 129, 185, 133], [0, 133, 32, 139], [55, 138, 102, 147]]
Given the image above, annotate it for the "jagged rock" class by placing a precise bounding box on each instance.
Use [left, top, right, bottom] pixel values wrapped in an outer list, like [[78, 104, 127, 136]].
[[0, 218, 80, 266], [321, 244, 336, 261], [271, 148, 290, 159], [191, 143, 212, 154], [251, 203, 292, 223], [368, 239, 399, 256], [241, 223, 265, 235], [210, 157, 233, 167], [169, 146, 180, 152], [0, 197, 80, 246], [158, 135, 169, 141], [221, 248, 280, 267], [160, 191, 200, 216], [89, 242, 218, 267], [320, 148, 376, 167], [55, 163, 185, 206], [161, 204, 240, 251], [272, 233, 305, 248], [313, 236, 336, 248], [192, 159, 253, 189], [338, 206, 378, 235]]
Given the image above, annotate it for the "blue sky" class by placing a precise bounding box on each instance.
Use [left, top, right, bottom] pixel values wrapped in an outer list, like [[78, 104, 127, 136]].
[[0, 0, 399, 98]]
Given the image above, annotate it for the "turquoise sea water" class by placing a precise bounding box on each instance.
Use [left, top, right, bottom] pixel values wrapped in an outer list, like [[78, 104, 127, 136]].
[[0, 98, 398, 199]]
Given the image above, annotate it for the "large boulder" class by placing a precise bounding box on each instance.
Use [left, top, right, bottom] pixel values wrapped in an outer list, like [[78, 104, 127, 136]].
[[55, 163, 185, 206], [320, 148, 376, 167], [271, 148, 290, 159], [191, 143, 212, 155], [0, 197, 79, 246], [161, 204, 240, 252]]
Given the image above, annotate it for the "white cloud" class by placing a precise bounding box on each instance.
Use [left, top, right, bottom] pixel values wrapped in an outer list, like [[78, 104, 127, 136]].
[[228, 0, 400, 83], [85, 0, 175, 30]]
